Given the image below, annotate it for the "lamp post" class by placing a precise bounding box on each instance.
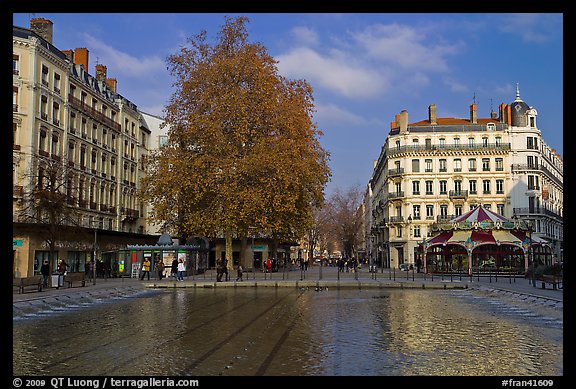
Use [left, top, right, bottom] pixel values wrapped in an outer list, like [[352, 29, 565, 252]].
[[526, 219, 535, 288], [370, 234, 375, 278], [91, 222, 98, 286], [248, 226, 256, 280]]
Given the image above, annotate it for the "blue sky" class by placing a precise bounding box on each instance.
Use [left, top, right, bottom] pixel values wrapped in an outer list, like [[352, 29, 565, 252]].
[[13, 13, 563, 196]]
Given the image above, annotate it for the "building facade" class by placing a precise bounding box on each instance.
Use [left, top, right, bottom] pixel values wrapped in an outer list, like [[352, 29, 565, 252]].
[[369, 90, 562, 270], [13, 19, 155, 278]]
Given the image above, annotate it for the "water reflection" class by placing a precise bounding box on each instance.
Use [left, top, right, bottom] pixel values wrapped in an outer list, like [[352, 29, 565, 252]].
[[13, 288, 562, 376]]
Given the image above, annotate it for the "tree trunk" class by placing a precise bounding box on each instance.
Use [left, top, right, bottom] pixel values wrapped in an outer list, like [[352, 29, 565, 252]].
[[225, 229, 233, 273]]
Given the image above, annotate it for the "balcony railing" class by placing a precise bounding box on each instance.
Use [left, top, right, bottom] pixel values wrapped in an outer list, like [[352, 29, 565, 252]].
[[436, 214, 456, 222], [387, 167, 404, 177], [387, 142, 511, 157], [449, 190, 468, 198], [389, 216, 404, 223], [388, 191, 405, 200], [68, 94, 121, 131]]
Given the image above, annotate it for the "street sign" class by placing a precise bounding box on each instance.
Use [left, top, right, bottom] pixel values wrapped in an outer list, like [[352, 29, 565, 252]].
[[13, 239, 23, 247], [251, 245, 266, 251]]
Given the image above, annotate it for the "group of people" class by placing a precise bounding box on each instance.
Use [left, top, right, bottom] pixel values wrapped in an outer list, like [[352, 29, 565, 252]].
[[140, 257, 186, 281], [40, 259, 68, 288]]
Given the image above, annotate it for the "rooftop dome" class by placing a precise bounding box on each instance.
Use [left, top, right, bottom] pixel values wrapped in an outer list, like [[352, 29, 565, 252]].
[[510, 83, 531, 127], [157, 233, 173, 246]]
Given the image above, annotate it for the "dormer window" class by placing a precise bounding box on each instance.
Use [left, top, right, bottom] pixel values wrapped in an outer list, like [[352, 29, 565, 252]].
[[529, 116, 535, 128], [487, 123, 495, 131]]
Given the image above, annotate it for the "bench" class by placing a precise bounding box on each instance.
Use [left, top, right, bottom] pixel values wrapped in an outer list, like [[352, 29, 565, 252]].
[[13, 276, 43, 294], [64, 272, 86, 288], [540, 274, 562, 290]]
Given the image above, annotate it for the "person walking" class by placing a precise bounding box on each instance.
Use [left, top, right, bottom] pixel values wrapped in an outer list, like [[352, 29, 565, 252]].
[[41, 260, 50, 288], [157, 259, 165, 280], [140, 257, 151, 281], [171, 258, 178, 280], [236, 265, 243, 281], [177, 258, 186, 281]]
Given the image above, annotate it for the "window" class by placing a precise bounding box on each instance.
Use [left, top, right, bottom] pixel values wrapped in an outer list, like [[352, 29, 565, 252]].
[[482, 137, 488, 147], [425, 138, 432, 149], [484, 204, 491, 210], [527, 156, 535, 168], [92, 124, 98, 142], [394, 160, 400, 172], [454, 138, 460, 146], [454, 158, 461, 172], [13, 86, 18, 112], [81, 119, 87, 138], [439, 138, 445, 147], [495, 158, 503, 171], [80, 146, 86, 168], [395, 182, 401, 194], [468, 158, 477, 171], [495, 136, 501, 146], [70, 84, 76, 98], [469, 180, 477, 194], [39, 129, 47, 152], [530, 116, 535, 127], [413, 205, 421, 220], [413, 225, 421, 238], [496, 179, 504, 194], [68, 142, 75, 163], [497, 204, 504, 215], [528, 175, 539, 190], [440, 204, 448, 217], [426, 205, 434, 219], [455, 205, 463, 217], [439, 159, 447, 172], [13, 54, 19, 75], [54, 73, 61, 94], [439, 180, 447, 195], [40, 95, 48, 120], [425, 180, 433, 195], [52, 103, 60, 126], [51, 134, 59, 156], [412, 159, 420, 173], [412, 138, 419, 145], [396, 226, 402, 238], [395, 140, 400, 149], [159, 135, 168, 148], [41, 65, 49, 86], [482, 158, 490, 171], [412, 181, 420, 195], [483, 180, 491, 194], [425, 159, 433, 172], [527, 137, 536, 149], [468, 137, 475, 147], [454, 180, 462, 192], [487, 123, 496, 131]]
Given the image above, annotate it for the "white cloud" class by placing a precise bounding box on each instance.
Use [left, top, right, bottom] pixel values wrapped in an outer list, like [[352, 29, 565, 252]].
[[291, 26, 319, 46], [498, 13, 561, 43], [443, 77, 469, 93], [351, 23, 462, 72], [83, 33, 166, 78], [314, 103, 385, 128], [276, 47, 390, 99]]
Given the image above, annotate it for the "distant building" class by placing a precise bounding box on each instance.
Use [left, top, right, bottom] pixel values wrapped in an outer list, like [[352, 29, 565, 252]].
[[369, 88, 562, 270]]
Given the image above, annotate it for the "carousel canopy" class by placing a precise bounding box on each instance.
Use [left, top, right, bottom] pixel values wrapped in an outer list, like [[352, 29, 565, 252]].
[[423, 206, 550, 250]]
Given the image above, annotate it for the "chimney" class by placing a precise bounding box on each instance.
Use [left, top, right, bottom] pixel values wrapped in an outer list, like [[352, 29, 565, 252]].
[[95, 64, 107, 81], [428, 104, 437, 125], [73, 48, 89, 71], [106, 78, 117, 93], [62, 49, 74, 63], [470, 103, 477, 124], [399, 110, 408, 134], [490, 110, 498, 120], [30, 18, 53, 44], [499, 103, 507, 123]]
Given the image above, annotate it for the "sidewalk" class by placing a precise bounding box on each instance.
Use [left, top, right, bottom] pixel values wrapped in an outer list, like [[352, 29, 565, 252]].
[[13, 266, 563, 304]]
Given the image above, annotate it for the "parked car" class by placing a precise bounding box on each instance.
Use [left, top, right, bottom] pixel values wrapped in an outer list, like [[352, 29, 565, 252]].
[[399, 263, 413, 271]]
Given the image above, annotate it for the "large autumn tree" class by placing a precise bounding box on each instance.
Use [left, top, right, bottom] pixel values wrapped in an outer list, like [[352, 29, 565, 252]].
[[140, 16, 331, 271]]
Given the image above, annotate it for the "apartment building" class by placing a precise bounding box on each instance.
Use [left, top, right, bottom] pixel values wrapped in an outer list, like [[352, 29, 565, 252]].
[[369, 90, 562, 269], [13, 19, 154, 278]]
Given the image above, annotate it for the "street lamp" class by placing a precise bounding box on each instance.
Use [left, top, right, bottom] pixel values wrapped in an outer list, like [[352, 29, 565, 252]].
[[248, 226, 256, 280], [526, 219, 535, 288], [91, 222, 98, 286]]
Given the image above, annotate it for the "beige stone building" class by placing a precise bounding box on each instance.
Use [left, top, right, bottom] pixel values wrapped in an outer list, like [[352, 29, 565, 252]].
[[369, 93, 562, 270], [13, 19, 154, 279]]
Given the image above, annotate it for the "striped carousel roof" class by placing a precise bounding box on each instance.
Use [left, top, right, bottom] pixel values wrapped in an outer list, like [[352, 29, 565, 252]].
[[451, 206, 509, 223]]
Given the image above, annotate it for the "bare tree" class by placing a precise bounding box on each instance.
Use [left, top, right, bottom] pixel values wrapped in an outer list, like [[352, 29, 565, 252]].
[[16, 152, 81, 274], [326, 186, 364, 260]]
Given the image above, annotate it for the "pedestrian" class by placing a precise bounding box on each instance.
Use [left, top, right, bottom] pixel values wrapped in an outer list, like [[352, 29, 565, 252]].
[[177, 258, 186, 281], [157, 259, 165, 280], [266, 258, 272, 273], [222, 258, 229, 281], [236, 265, 243, 281], [57, 259, 67, 275], [41, 260, 50, 288], [140, 257, 151, 280], [171, 258, 178, 280]]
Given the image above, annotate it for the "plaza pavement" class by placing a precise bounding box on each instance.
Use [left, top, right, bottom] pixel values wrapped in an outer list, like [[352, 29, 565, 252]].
[[13, 265, 562, 305]]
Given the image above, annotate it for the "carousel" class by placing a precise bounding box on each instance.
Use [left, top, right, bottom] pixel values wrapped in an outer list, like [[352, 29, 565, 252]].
[[419, 206, 552, 275]]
